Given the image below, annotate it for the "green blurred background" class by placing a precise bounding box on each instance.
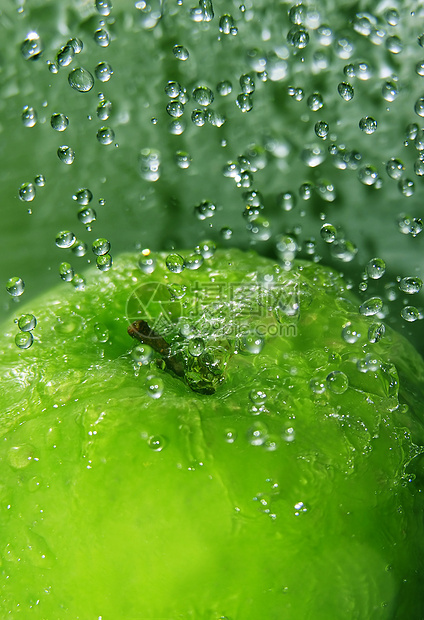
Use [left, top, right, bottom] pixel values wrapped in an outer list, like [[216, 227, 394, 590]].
[[0, 0, 423, 351]]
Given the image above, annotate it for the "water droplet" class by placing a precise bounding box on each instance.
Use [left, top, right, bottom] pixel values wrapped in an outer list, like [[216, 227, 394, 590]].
[[132, 344, 153, 365], [326, 370, 348, 394], [240, 74, 255, 95], [165, 81, 181, 98], [359, 116, 377, 134], [21, 32, 43, 60], [73, 188, 93, 205], [166, 253, 185, 273], [401, 306, 420, 322], [56, 44, 75, 67], [241, 333, 264, 354], [184, 253, 204, 270], [314, 120, 329, 139], [247, 421, 269, 446], [398, 178, 415, 197], [236, 94, 253, 112], [224, 429, 237, 443], [277, 191, 297, 212], [97, 99, 112, 120], [95, 0, 112, 16], [96, 254, 112, 271], [368, 322, 385, 343], [399, 277, 422, 294], [72, 240, 88, 257], [67, 37, 83, 54], [175, 151, 192, 169], [299, 182, 313, 200], [397, 214, 423, 236], [18, 182, 36, 202], [386, 35, 403, 54], [359, 296, 383, 316], [249, 389, 267, 405], [221, 227, 233, 240], [148, 435, 166, 451], [15, 332, 33, 349], [55, 231, 76, 249], [92, 238, 111, 256], [309, 378, 326, 394], [307, 92, 323, 111], [300, 145, 325, 167], [217, 80, 232, 96], [415, 96, 424, 117], [68, 67, 94, 93], [59, 262, 74, 282], [146, 375, 164, 399], [330, 239, 358, 262], [94, 28, 110, 47], [358, 165, 379, 186], [18, 314, 36, 332], [173, 44, 189, 60], [194, 201, 216, 220], [320, 223, 337, 243], [188, 337, 205, 357], [414, 159, 424, 176], [72, 273, 86, 290], [8, 444, 35, 469], [34, 174, 45, 187], [366, 257, 386, 279], [337, 81, 354, 101], [386, 158, 404, 180], [341, 323, 361, 343], [57, 146, 75, 165], [94, 322, 109, 343], [95, 62, 113, 82], [385, 8, 399, 25], [140, 148, 160, 182], [195, 240, 216, 258], [192, 86, 214, 106], [166, 100, 184, 118], [50, 113, 69, 132], [96, 126, 115, 145], [419, 34, 424, 47], [78, 207, 97, 227], [287, 25, 309, 48], [22, 106, 37, 128]]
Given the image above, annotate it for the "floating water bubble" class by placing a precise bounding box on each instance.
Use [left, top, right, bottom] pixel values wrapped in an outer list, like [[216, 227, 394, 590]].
[[315, 120, 329, 139], [367, 257, 386, 279], [401, 306, 421, 322], [287, 26, 309, 48], [59, 262, 74, 281], [386, 35, 403, 54], [94, 29, 110, 48], [21, 32, 43, 60], [164, 81, 181, 98], [92, 238, 111, 256], [240, 74, 255, 94], [57, 146, 75, 164], [96, 254, 112, 271], [15, 332, 33, 349], [78, 208, 97, 227], [18, 182, 36, 202], [320, 223, 337, 243], [95, 0, 112, 16], [73, 188, 93, 205], [219, 14, 237, 35], [22, 106, 37, 128], [146, 375, 164, 399], [173, 44, 189, 60], [358, 165, 379, 186], [188, 337, 205, 357], [331, 239, 358, 262], [217, 80, 232, 96], [68, 67, 94, 92], [166, 253, 185, 273], [55, 231, 76, 249], [359, 116, 377, 134], [50, 113, 69, 131], [95, 62, 113, 82], [399, 277, 422, 294], [277, 191, 297, 212], [359, 296, 383, 316], [398, 179, 414, 197], [72, 240, 88, 257], [386, 158, 404, 180], [6, 277, 25, 297], [97, 127, 115, 145], [18, 314, 37, 332], [341, 323, 361, 343], [381, 80, 398, 102], [326, 370, 348, 394], [57, 44, 75, 67], [166, 101, 184, 118], [192, 86, 214, 106], [195, 200, 216, 220], [308, 93, 323, 111]]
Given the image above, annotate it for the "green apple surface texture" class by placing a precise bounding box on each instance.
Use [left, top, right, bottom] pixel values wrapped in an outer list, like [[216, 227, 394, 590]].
[[1, 249, 424, 619]]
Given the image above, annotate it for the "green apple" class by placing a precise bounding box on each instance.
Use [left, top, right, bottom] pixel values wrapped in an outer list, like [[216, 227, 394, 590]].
[[1, 248, 423, 619]]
